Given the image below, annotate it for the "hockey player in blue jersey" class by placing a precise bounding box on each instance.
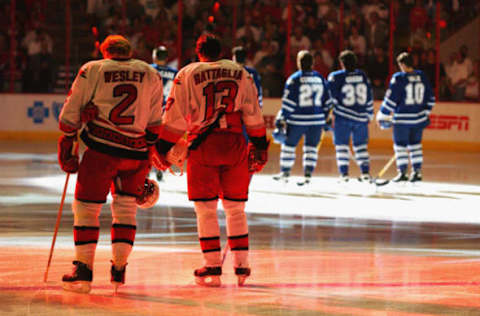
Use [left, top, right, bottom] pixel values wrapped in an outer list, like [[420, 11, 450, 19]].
[[328, 50, 374, 183], [232, 46, 263, 107], [150, 46, 178, 181], [273, 50, 333, 185], [376, 52, 435, 183], [151, 45, 178, 107]]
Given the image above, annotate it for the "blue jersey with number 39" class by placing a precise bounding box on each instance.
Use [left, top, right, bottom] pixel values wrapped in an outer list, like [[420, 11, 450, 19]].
[[380, 70, 435, 127], [328, 69, 373, 123], [280, 70, 333, 127]]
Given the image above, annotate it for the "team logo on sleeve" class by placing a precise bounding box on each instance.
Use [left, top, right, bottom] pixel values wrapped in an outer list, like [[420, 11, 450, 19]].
[[79, 69, 87, 79], [174, 78, 181, 85]]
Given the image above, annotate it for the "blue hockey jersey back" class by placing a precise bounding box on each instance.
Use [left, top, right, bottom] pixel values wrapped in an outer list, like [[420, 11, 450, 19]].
[[380, 70, 435, 127], [244, 65, 263, 107], [327, 69, 373, 123], [280, 70, 333, 126], [151, 64, 178, 106]]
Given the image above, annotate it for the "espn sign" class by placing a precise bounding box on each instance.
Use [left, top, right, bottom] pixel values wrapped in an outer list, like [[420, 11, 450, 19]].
[[426, 114, 469, 131]]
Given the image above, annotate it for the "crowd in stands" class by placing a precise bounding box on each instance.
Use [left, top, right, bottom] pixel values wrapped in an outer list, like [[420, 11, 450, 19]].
[[0, 0, 479, 102]]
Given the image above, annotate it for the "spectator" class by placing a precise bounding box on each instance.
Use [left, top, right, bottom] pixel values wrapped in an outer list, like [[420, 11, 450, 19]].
[[367, 46, 389, 99], [348, 25, 367, 64], [409, 0, 429, 33], [312, 38, 334, 70], [465, 60, 479, 101], [364, 11, 388, 55], [27, 38, 56, 93], [125, 0, 145, 24], [260, 60, 283, 97], [313, 52, 330, 78], [447, 50, 471, 101], [132, 36, 152, 63], [362, 0, 388, 25], [423, 48, 446, 94], [236, 14, 261, 43], [252, 41, 271, 69]]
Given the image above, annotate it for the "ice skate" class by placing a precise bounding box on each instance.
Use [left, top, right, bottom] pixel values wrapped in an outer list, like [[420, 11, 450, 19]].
[[110, 261, 126, 294], [409, 171, 422, 183], [62, 261, 93, 294], [235, 267, 251, 286], [194, 266, 222, 287], [297, 174, 311, 186], [392, 172, 408, 183], [357, 173, 371, 183], [273, 172, 289, 183], [338, 174, 349, 183]]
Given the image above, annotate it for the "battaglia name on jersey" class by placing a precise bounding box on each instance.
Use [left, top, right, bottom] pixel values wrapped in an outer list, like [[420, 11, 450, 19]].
[[194, 68, 243, 85]]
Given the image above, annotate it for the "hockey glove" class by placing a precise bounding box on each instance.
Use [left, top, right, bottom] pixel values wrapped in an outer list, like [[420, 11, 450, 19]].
[[248, 140, 270, 173], [275, 118, 286, 130], [80, 102, 99, 123], [376, 111, 393, 130], [58, 134, 79, 173], [150, 146, 171, 171], [136, 178, 160, 209]]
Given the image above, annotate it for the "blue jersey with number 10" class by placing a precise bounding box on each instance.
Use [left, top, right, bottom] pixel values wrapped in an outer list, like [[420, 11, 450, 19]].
[[280, 70, 333, 127], [380, 70, 435, 127], [327, 69, 373, 123]]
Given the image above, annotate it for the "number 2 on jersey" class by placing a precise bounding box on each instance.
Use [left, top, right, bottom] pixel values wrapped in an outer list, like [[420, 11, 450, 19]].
[[110, 84, 137, 125], [203, 80, 238, 121]]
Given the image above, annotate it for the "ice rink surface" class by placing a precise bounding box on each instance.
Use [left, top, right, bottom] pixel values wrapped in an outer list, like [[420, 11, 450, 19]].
[[1, 141, 480, 315]]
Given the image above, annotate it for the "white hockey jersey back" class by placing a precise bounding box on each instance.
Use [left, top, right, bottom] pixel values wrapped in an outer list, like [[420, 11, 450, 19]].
[[60, 58, 164, 160], [160, 59, 265, 143]]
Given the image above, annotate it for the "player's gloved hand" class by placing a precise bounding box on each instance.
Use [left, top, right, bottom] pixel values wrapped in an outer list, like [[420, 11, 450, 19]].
[[376, 111, 393, 130], [80, 102, 99, 123], [150, 146, 171, 171], [57, 134, 79, 173], [248, 140, 270, 173], [275, 118, 286, 130]]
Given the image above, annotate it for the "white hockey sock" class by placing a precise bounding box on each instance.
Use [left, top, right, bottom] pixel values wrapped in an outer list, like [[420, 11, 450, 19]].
[[111, 195, 137, 268], [194, 201, 221, 267], [73, 199, 101, 268], [222, 200, 249, 268]]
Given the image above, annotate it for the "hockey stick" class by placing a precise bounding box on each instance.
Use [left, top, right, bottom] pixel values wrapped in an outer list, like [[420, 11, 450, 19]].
[[44, 141, 79, 283], [374, 154, 396, 186], [221, 242, 230, 265]]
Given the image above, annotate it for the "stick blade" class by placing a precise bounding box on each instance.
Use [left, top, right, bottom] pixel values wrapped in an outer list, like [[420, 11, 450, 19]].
[[374, 178, 390, 186]]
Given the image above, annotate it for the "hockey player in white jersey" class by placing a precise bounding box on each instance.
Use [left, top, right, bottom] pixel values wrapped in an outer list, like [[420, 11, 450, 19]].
[[376, 52, 435, 183], [151, 33, 268, 287], [58, 35, 164, 293]]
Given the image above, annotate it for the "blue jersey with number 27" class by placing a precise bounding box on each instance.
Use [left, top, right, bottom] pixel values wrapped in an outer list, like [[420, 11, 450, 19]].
[[280, 70, 333, 127]]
